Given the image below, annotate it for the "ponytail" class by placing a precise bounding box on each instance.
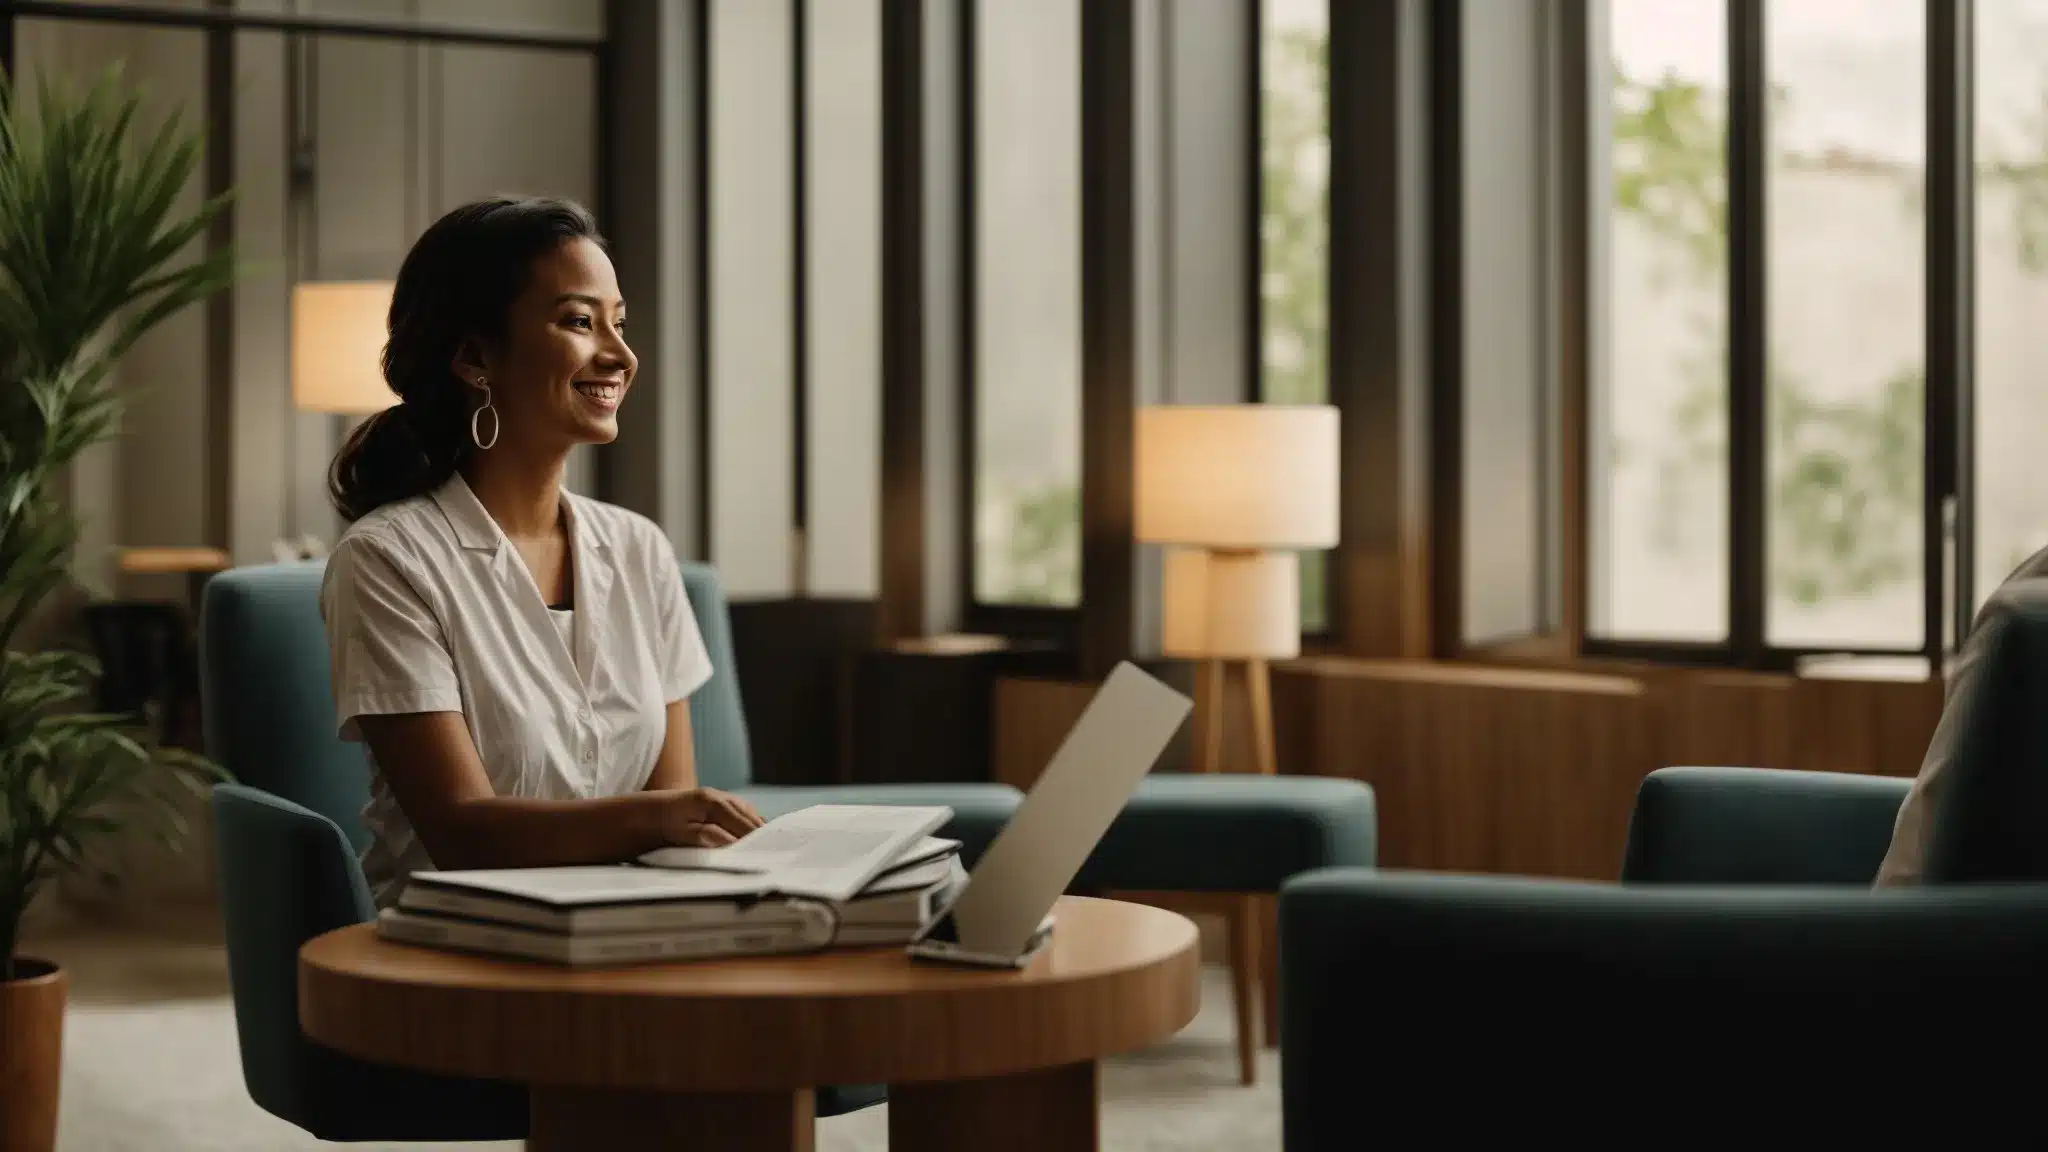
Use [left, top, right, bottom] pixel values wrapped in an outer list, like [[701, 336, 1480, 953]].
[[327, 389, 468, 524]]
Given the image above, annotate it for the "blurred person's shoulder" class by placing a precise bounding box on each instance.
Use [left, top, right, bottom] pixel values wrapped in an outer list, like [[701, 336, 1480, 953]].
[[1978, 543, 2048, 621], [1952, 544, 2048, 683]]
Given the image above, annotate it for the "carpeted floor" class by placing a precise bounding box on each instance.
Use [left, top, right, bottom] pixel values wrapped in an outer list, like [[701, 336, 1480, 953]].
[[23, 904, 1280, 1151]]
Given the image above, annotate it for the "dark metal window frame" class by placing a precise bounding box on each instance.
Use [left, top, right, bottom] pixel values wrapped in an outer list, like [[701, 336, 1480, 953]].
[[1573, 0, 1970, 674], [1, 1, 604, 51]]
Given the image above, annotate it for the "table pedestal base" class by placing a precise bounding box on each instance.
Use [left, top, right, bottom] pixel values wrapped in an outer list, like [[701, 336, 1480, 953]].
[[528, 1085, 815, 1152], [889, 1061, 1100, 1152]]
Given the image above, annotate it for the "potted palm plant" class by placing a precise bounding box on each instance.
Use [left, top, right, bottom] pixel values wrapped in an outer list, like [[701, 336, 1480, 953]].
[[0, 63, 238, 1151]]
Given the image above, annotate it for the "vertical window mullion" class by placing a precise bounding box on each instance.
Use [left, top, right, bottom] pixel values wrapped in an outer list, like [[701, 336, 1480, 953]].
[[792, 0, 808, 594], [1930, 0, 1974, 661], [1727, 0, 1766, 666], [1923, 0, 1946, 670]]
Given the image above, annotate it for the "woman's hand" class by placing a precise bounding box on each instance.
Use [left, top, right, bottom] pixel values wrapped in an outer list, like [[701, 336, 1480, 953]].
[[658, 787, 766, 847]]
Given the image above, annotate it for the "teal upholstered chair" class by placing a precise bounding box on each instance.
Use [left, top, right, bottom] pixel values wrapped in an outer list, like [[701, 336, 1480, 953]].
[[202, 563, 527, 1142], [1074, 769, 1375, 1086], [1276, 600, 2048, 1143], [200, 560, 1013, 1139]]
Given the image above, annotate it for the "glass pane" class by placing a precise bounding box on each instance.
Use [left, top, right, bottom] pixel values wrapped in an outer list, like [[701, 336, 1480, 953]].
[[1764, 0, 1924, 649], [805, 0, 884, 597], [973, 0, 1081, 607], [709, 0, 796, 598], [1975, 0, 2048, 611], [1260, 0, 1329, 632], [1592, 0, 1729, 641], [1462, 0, 1550, 647]]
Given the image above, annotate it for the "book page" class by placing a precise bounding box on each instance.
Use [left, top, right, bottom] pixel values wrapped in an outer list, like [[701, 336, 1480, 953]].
[[638, 805, 952, 903]]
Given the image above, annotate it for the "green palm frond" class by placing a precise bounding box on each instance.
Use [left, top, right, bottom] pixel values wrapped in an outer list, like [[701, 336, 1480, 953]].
[[0, 61, 240, 978]]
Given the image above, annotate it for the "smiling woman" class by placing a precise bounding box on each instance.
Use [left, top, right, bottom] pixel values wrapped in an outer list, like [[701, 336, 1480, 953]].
[[316, 196, 768, 914]]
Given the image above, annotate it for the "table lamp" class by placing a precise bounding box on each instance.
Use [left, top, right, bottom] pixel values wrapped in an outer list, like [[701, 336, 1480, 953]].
[[1136, 404, 1339, 774], [292, 280, 397, 414]]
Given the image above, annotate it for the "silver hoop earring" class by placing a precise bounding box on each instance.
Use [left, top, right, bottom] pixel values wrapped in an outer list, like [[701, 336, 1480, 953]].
[[470, 379, 500, 450]]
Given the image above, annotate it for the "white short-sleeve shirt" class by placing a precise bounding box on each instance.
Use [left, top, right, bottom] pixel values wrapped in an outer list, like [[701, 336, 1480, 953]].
[[321, 473, 713, 909]]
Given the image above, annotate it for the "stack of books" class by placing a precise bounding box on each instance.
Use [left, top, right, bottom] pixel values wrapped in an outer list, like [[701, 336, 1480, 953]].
[[374, 805, 964, 966]]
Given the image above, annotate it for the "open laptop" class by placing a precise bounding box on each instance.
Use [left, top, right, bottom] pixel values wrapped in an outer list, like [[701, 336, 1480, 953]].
[[908, 661, 1193, 968]]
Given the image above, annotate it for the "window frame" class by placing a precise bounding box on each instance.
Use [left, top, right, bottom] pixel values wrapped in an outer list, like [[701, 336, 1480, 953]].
[[1572, 0, 1969, 673]]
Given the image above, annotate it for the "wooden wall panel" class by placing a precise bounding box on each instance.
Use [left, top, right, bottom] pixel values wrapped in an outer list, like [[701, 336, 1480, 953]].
[[990, 663, 1196, 791], [1653, 670, 1797, 773], [1288, 659, 1654, 880], [1648, 668, 1942, 779], [1784, 675, 1944, 778], [992, 678, 1096, 792], [994, 658, 1946, 884]]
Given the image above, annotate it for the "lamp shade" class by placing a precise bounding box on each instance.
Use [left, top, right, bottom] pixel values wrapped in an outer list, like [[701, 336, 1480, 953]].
[[1161, 548, 1301, 660], [292, 280, 396, 414], [1135, 404, 1338, 548]]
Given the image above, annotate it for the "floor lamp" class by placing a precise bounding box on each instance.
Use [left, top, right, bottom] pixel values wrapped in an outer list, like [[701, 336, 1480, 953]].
[[1135, 403, 1339, 1083]]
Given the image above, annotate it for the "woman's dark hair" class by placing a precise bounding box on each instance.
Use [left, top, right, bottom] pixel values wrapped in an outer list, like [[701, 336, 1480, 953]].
[[327, 196, 607, 522]]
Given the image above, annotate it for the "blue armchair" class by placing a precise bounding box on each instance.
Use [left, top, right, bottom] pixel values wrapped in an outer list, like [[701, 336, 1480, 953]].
[[1277, 600, 2048, 1143], [200, 560, 1017, 1140]]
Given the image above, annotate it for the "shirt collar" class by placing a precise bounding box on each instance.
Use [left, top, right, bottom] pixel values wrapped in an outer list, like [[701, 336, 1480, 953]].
[[429, 472, 613, 553]]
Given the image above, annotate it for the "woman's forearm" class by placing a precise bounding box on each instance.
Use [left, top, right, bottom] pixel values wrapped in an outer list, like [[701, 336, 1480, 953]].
[[430, 791, 676, 871]]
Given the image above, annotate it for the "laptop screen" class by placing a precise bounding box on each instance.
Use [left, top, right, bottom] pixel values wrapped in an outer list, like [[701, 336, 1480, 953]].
[[929, 662, 1191, 958]]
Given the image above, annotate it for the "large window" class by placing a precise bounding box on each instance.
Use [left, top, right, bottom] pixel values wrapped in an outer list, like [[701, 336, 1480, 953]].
[[1590, 0, 1945, 662], [1258, 0, 1330, 632], [1975, 0, 2048, 611], [969, 0, 1081, 608]]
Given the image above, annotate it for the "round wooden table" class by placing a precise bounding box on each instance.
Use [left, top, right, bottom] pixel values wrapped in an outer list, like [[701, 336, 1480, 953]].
[[300, 896, 1200, 1151]]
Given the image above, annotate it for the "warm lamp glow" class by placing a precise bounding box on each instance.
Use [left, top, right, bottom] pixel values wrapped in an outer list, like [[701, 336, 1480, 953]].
[[1134, 405, 1339, 549], [1161, 548, 1301, 660], [293, 281, 396, 414]]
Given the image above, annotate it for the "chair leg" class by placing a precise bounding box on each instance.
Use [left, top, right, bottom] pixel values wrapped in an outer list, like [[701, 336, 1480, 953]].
[[1261, 894, 1281, 1049], [1228, 897, 1259, 1086]]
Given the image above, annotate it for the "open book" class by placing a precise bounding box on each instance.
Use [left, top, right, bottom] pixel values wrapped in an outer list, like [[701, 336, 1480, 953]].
[[635, 804, 952, 902], [406, 804, 955, 917]]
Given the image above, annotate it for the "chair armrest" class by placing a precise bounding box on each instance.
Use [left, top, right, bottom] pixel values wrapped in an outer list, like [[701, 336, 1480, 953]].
[[211, 784, 526, 1142], [1620, 766, 1911, 884], [211, 784, 377, 1125], [1277, 868, 2048, 1130]]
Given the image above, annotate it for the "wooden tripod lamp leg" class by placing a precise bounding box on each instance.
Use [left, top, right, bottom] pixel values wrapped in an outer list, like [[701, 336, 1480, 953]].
[[1245, 658, 1283, 1050], [1196, 658, 1227, 772]]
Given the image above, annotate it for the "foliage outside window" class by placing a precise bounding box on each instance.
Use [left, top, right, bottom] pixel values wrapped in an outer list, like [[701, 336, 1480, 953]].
[[1599, 1, 1928, 649]]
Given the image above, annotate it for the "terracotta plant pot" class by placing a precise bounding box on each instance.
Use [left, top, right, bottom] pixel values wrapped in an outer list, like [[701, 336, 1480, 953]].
[[0, 957, 67, 1152]]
